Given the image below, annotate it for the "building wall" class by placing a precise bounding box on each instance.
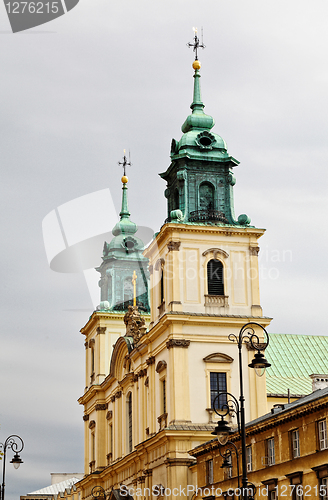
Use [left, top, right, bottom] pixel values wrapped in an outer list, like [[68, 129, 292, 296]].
[[193, 392, 328, 499]]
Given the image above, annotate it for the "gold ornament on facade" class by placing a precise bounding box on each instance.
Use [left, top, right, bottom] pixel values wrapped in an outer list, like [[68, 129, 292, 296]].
[[124, 305, 147, 344]]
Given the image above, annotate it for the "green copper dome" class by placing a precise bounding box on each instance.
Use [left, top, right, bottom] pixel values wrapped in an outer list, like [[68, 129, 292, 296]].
[[170, 68, 234, 163], [106, 181, 146, 257], [96, 176, 150, 313], [160, 61, 251, 227]]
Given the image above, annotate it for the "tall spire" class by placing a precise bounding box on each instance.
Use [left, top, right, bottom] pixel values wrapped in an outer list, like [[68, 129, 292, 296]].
[[181, 63, 215, 133], [112, 154, 137, 236], [120, 178, 130, 219], [118, 150, 132, 220], [182, 30, 214, 133]]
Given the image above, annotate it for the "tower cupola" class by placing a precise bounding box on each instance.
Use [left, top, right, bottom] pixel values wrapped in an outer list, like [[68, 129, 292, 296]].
[[160, 33, 251, 227], [96, 157, 150, 313]]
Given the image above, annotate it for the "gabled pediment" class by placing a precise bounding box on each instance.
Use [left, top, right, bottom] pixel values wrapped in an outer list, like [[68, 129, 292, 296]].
[[203, 352, 233, 363]]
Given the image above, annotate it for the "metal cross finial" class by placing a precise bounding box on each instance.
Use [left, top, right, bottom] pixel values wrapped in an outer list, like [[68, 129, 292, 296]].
[[187, 27, 205, 60], [118, 149, 132, 177]]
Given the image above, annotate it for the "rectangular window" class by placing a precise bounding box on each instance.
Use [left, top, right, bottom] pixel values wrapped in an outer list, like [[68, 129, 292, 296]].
[[246, 445, 252, 472], [270, 492, 277, 500], [319, 420, 328, 450], [294, 486, 303, 500], [321, 477, 328, 500], [109, 423, 113, 454], [267, 437, 275, 466], [210, 372, 227, 408], [206, 459, 214, 485], [162, 379, 167, 414], [292, 429, 300, 458], [226, 455, 232, 479], [91, 432, 95, 462]]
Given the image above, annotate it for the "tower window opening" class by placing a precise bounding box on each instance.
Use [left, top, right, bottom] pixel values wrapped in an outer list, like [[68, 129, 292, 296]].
[[207, 259, 224, 295], [199, 136, 212, 147], [199, 182, 215, 211], [124, 240, 135, 250]]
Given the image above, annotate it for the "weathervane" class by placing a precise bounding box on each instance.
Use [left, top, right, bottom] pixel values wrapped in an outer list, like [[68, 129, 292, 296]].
[[118, 149, 132, 177], [187, 27, 205, 61]]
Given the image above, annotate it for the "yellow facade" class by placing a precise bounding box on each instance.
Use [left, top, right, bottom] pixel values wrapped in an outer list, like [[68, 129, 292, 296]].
[[55, 215, 273, 500]]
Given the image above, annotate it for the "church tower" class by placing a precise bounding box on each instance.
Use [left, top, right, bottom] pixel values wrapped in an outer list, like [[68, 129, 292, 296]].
[[96, 166, 150, 313]]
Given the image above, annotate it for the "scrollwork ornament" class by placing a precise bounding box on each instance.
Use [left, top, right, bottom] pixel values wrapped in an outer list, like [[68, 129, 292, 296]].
[[0, 435, 24, 456], [212, 392, 240, 433], [228, 322, 269, 351]]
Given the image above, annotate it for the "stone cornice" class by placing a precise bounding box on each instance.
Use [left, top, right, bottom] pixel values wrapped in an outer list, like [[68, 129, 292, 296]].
[[144, 223, 266, 258], [78, 384, 103, 405], [245, 399, 328, 437], [164, 457, 196, 467], [147, 313, 272, 342], [80, 311, 125, 336]]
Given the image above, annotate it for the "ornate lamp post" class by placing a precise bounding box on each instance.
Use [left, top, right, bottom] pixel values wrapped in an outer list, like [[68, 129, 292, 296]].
[[0, 435, 24, 500], [212, 322, 271, 499]]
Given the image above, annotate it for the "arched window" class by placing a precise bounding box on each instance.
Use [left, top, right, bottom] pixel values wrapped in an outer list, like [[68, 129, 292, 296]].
[[199, 182, 215, 210], [207, 259, 224, 295], [127, 393, 132, 453]]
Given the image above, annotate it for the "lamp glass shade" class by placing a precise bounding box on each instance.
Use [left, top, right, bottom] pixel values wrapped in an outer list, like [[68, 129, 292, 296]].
[[248, 351, 271, 377], [10, 453, 23, 469], [217, 432, 229, 446], [211, 418, 231, 445], [254, 365, 266, 377]]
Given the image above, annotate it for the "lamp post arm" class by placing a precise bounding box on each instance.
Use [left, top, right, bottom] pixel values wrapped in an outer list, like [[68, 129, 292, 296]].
[[238, 343, 248, 499], [212, 391, 241, 434], [0, 435, 24, 500], [219, 441, 240, 490], [1, 444, 6, 500]]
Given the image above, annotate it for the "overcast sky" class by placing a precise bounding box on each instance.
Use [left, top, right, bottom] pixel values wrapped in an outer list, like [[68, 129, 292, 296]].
[[1, 1, 328, 498]]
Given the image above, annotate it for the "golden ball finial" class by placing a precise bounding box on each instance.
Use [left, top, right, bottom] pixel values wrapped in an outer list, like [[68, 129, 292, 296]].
[[192, 60, 201, 70], [121, 175, 128, 184]]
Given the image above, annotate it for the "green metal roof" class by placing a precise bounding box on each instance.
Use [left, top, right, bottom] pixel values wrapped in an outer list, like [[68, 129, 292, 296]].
[[265, 333, 328, 397]]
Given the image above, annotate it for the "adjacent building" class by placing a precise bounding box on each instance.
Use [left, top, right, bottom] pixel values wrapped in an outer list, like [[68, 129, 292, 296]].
[[191, 385, 328, 500]]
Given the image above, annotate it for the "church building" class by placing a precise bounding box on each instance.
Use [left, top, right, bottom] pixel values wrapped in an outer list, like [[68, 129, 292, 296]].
[[60, 35, 272, 500]]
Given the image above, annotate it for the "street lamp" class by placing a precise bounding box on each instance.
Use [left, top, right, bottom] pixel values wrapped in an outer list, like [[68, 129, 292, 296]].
[[0, 435, 24, 500], [211, 322, 271, 499]]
